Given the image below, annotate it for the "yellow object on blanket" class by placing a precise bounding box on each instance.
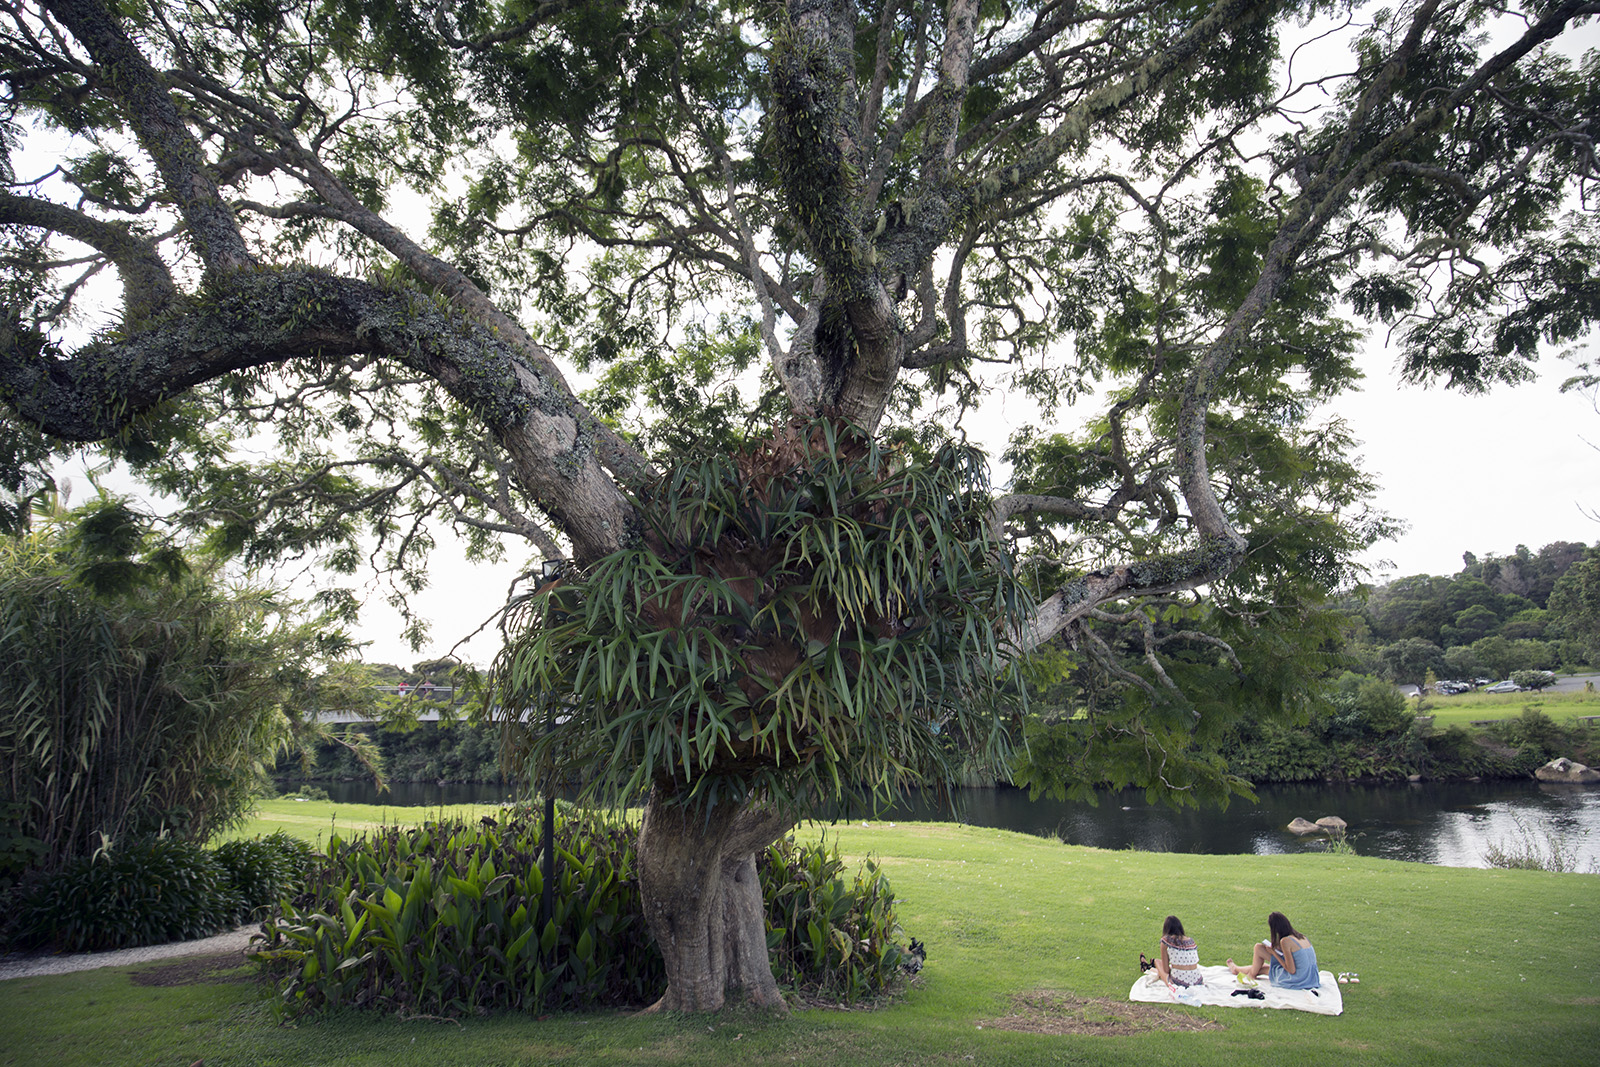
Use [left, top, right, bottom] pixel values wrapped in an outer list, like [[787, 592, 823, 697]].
[[1127, 965, 1344, 1016]]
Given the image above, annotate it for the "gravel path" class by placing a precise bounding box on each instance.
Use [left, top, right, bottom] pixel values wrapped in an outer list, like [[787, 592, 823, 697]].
[[0, 924, 259, 982]]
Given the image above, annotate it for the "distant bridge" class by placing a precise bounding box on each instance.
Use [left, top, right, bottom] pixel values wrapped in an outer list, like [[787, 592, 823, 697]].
[[313, 685, 470, 725]]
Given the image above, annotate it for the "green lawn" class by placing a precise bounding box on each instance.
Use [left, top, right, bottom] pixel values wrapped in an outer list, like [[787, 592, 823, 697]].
[[213, 797, 507, 846], [1414, 688, 1600, 727], [3, 812, 1595, 1067]]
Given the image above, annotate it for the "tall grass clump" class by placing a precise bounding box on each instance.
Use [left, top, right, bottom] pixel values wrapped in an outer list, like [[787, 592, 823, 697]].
[[1482, 814, 1594, 873], [255, 810, 911, 1017], [0, 497, 358, 875]]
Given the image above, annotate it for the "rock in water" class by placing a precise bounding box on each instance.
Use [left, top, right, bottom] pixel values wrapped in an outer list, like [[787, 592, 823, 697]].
[[1535, 758, 1600, 784]]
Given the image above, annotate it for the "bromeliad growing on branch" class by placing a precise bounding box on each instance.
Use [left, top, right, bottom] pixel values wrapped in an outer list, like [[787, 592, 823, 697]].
[[2, 0, 1596, 1012]]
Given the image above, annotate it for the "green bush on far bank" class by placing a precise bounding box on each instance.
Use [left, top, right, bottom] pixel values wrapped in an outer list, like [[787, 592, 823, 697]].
[[1223, 673, 1598, 783]]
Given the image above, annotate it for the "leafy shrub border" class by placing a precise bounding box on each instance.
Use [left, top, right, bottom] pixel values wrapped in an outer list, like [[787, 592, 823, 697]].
[[253, 810, 910, 1017]]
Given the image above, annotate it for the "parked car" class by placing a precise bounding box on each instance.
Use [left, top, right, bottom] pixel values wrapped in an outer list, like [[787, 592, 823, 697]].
[[1485, 680, 1522, 693]]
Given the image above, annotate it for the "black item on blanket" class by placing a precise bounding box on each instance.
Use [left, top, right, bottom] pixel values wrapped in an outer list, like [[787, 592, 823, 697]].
[[1232, 988, 1266, 1000], [1140, 954, 1155, 973]]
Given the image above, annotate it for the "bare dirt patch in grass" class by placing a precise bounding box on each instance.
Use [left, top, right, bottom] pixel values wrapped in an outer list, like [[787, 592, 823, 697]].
[[979, 989, 1225, 1036], [130, 953, 255, 987]]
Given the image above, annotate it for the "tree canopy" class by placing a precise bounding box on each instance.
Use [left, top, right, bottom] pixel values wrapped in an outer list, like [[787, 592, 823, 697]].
[[2, 0, 1597, 1011]]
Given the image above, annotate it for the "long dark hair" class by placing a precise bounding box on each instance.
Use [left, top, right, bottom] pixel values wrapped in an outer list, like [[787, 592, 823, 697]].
[[1268, 911, 1303, 943], [1163, 915, 1185, 938]]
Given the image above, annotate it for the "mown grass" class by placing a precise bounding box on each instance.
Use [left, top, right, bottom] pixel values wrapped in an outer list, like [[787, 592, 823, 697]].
[[1416, 688, 1600, 727], [213, 798, 506, 846], [3, 812, 1595, 1067]]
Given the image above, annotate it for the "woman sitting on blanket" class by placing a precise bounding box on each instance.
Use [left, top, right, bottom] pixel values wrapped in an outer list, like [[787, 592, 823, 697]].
[[1152, 915, 1203, 987], [1229, 911, 1320, 990]]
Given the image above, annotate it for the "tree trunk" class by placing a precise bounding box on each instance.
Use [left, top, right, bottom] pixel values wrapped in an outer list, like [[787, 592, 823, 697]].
[[634, 789, 794, 1013]]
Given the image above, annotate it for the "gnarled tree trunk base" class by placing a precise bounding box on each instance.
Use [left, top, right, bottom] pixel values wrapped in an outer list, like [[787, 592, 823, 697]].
[[635, 790, 794, 1013]]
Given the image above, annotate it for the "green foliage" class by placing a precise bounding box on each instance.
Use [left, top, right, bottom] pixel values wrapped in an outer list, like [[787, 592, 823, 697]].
[[1216, 717, 1333, 783], [4, 829, 316, 952], [211, 832, 316, 921], [758, 834, 905, 1004], [1325, 672, 1413, 739], [1344, 542, 1595, 672], [1219, 677, 1598, 783], [0, 498, 338, 870], [1548, 546, 1600, 663], [580, 315, 786, 463], [1377, 637, 1446, 686], [492, 420, 1027, 811], [1484, 708, 1573, 766], [1424, 724, 1497, 778], [1008, 578, 1356, 808], [1334, 542, 1597, 696], [257, 810, 657, 1016], [255, 811, 907, 1017], [0, 801, 47, 892], [5, 836, 241, 952], [280, 720, 508, 784]]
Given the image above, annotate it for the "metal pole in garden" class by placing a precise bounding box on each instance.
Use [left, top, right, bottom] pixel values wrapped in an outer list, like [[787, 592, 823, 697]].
[[537, 557, 565, 935], [542, 698, 555, 933]]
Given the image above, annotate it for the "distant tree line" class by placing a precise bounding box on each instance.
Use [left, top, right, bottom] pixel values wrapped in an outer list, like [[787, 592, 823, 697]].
[[279, 718, 506, 785], [1334, 541, 1600, 686]]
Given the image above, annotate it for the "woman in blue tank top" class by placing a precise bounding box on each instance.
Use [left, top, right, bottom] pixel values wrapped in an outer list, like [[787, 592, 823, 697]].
[[1227, 911, 1320, 990]]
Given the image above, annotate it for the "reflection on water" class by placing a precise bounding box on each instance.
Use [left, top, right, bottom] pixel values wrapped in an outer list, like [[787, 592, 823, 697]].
[[284, 778, 1600, 871], [870, 780, 1600, 870]]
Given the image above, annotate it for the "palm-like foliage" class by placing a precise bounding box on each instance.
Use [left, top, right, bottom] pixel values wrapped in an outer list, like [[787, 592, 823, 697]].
[[492, 420, 1028, 811], [0, 499, 329, 873]]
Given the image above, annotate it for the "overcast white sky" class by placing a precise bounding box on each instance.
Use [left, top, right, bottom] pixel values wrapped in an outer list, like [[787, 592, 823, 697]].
[[1331, 352, 1597, 577]]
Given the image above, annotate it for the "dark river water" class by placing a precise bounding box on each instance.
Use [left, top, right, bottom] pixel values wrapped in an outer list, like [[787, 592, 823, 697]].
[[289, 778, 1600, 872]]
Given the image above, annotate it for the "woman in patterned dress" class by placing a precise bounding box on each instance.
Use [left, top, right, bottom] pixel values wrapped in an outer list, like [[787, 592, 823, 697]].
[[1154, 915, 1203, 987]]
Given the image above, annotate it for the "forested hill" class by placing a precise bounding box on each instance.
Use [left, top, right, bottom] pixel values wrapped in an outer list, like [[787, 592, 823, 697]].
[[1335, 541, 1600, 684]]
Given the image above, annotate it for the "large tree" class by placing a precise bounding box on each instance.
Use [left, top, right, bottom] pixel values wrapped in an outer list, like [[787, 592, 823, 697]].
[[2, 0, 1596, 1010]]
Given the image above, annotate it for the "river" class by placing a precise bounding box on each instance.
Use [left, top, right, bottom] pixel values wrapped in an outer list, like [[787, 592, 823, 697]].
[[287, 778, 1600, 872]]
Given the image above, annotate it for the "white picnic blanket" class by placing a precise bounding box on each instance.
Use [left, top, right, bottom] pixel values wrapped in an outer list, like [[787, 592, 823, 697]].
[[1128, 965, 1343, 1016]]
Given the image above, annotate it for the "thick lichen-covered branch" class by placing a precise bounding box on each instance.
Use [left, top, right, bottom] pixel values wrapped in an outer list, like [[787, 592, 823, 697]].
[[0, 267, 637, 560], [1020, 536, 1249, 654]]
